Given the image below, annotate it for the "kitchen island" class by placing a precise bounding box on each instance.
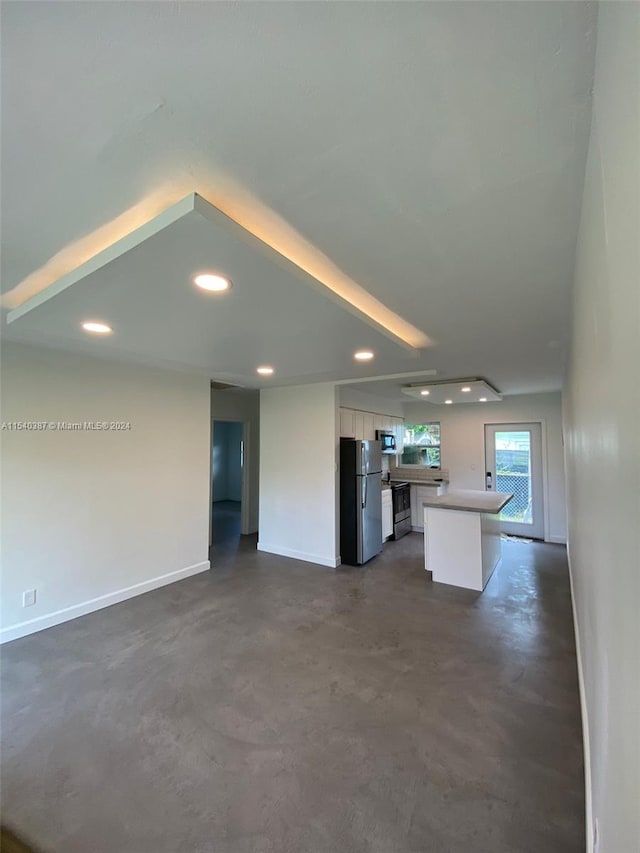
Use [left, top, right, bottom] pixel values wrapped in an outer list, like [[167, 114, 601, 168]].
[[423, 490, 513, 591]]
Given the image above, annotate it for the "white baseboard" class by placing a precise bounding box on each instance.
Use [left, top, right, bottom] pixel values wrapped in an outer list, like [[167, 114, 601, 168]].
[[257, 542, 338, 568], [547, 534, 568, 545], [0, 560, 210, 645], [566, 540, 594, 852]]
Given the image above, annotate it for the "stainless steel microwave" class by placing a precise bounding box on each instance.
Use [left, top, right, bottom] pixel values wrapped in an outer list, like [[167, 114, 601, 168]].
[[375, 430, 396, 454]]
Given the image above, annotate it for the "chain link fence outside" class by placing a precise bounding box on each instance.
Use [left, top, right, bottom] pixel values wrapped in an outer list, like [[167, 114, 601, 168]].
[[496, 472, 532, 523]]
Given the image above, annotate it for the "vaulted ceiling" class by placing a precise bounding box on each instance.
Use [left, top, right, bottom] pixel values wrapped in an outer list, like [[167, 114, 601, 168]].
[[0, 1, 597, 393]]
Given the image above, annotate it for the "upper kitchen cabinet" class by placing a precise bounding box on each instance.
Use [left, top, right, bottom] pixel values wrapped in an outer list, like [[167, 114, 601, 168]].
[[352, 411, 374, 440], [392, 417, 405, 454], [339, 406, 403, 444], [354, 411, 364, 439], [362, 413, 375, 440], [340, 408, 356, 438]]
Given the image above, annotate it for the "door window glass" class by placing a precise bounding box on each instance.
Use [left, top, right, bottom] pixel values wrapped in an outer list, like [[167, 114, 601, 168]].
[[494, 431, 532, 524]]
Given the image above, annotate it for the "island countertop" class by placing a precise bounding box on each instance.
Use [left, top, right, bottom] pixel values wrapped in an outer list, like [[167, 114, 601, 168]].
[[423, 489, 513, 514]]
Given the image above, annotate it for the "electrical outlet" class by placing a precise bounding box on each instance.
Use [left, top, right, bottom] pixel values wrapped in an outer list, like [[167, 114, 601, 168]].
[[22, 589, 36, 607]]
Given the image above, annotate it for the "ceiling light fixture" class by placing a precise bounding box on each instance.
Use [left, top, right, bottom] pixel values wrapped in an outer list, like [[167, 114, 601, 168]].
[[193, 273, 232, 292], [81, 321, 112, 335], [402, 378, 501, 404], [354, 350, 374, 361], [256, 366, 274, 376]]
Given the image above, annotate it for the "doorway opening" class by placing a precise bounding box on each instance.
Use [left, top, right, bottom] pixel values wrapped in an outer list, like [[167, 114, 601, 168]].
[[485, 422, 544, 540], [211, 420, 245, 553]]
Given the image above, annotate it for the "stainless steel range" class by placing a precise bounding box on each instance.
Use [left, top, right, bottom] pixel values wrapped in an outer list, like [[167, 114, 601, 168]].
[[391, 482, 411, 539]]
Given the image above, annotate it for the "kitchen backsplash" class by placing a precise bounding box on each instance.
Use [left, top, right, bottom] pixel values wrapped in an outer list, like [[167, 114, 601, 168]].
[[390, 462, 449, 483]]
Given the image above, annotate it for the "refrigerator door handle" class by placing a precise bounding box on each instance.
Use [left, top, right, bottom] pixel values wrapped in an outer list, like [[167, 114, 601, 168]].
[[362, 475, 367, 509]]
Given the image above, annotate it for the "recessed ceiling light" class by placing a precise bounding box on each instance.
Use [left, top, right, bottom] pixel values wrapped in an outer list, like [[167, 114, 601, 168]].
[[461, 386, 471, 393], [354, 350, 374, 361], [256, 366, 274, 376], [479, 397, 487, 402], [420, 390, 430, 396], [444, 399, 453, 405], [193, 273, 232, 292], [82, 321, 112, 335]]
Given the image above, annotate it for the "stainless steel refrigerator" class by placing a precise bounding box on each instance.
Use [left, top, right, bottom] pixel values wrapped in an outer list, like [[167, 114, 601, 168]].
[[340, 439, 383, 565]]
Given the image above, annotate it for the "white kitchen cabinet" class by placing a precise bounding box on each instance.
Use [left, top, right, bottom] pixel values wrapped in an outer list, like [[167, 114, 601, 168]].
[[382, 490, 393, 540], [410, 485, 421, 529], [353, 411, 364, 440], [362, 413, 375, 440], [392, 417, 405, 454], [340, 407, 355, 437], [411, 483, 444, 531], [338, 406, 401, 443]]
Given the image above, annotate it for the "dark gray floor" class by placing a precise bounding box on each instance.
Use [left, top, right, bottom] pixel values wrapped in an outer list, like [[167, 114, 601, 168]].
[[211, 500, 242, 561], [1, 534, 584, 853]]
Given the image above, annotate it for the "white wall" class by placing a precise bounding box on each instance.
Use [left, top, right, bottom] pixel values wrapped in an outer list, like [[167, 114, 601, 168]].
[[404, 392, 566, 543], [339, 386, 404, 418], [259, 383, 339, 567], [211, 388, 259, 533], [0, 343, 211, 643], [563, 4, 640, 850]]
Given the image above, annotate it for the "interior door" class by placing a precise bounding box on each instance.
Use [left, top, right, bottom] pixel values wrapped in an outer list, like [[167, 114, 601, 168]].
[[485, 423, 544, 539]]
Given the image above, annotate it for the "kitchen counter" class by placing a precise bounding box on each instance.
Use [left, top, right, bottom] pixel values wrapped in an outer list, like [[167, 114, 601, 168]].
[[422, 489, 511, 514], [390, 478, 449, 486], [422, 489, 513, 592]]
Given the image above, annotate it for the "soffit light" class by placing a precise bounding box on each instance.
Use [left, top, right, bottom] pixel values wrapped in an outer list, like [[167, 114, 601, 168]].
[[354, 350, 374, 361], [256, 366, 274, 376]]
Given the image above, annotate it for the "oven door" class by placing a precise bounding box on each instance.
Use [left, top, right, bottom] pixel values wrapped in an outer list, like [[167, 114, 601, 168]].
[[392, 485, 411, 538], [393, 515, 412, 539]]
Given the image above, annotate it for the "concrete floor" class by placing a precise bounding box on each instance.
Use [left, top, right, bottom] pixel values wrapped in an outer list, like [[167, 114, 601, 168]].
[[1, 534, 584, 853], [211, 500, 242, 558]]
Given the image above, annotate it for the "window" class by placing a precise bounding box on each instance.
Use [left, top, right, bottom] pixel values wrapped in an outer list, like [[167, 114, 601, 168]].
[[401, 423, 441, 468]]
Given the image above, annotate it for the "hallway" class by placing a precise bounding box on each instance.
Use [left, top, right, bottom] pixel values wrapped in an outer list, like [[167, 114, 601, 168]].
[[211, 499, 242, 548], [1, 537, 584, 852]]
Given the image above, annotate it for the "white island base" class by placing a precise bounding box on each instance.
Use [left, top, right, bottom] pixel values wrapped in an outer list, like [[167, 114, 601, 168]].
[[423, 490, 513, 592]]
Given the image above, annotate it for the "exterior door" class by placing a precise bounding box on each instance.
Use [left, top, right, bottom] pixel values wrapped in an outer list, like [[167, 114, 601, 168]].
[[484, 423, 544, 539]]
